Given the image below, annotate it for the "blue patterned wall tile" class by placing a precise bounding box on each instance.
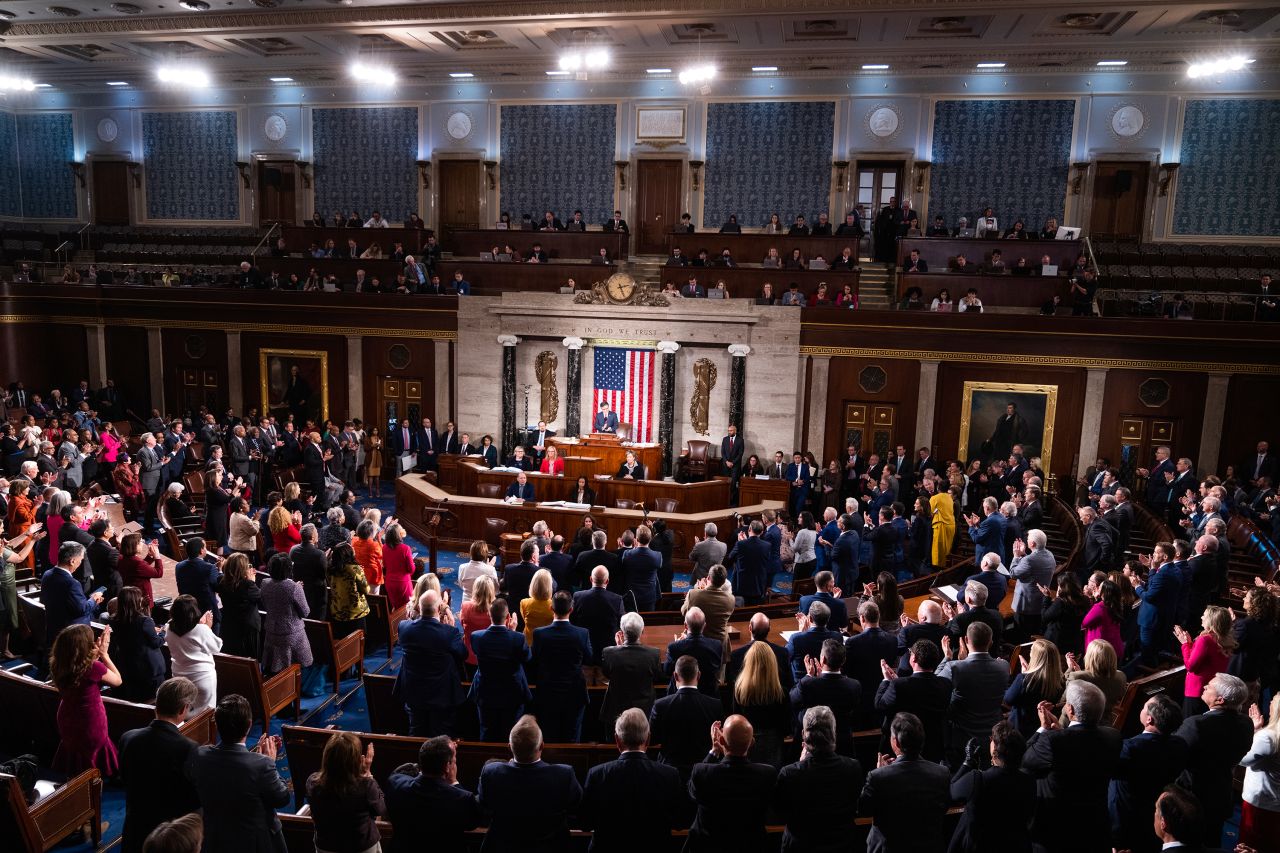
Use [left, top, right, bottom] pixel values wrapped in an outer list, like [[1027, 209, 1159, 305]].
[[1173, 99, 1280, 236], [928, 99, 1075, 230], [0, 114, 19, 218], [703, 101, 835, 229], [499, 104, 616, 224], [313, 107, 418, 223], [142, 110, 240, 221], [17, 113, 77, 219]]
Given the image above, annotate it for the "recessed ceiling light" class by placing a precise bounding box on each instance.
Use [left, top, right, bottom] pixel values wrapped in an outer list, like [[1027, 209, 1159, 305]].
[[0, 76, 35, 91], [678, 64, 716, 86], [559, 50, 609, 72], [751, 65, 778, 72], [546, 70, 570, 76], [106, 81, 129, 86], [350, 62, 395, 86], [1096, 60, 1128, 67], [646, 68, 672, 74], [269, 76, 294, 82], [449, 72, 474, 79], [34, 83, 52, 88], [862, 64, 890, 70], [156, 66, 209, 87], [976, 62, 1006, 69], [178, 0, 209, 10]]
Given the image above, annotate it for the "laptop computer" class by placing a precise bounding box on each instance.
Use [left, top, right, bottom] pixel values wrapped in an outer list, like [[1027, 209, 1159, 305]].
[[1055, 226, 1080, 240], [494, 222, 508, 230], [496, 253, 512, 262], [480, 252, 494, 261], [707, 289, 725, 299], [1040, 263, 1059, 276], [808, 259, 829, 270], [954, 228, 975, 238]]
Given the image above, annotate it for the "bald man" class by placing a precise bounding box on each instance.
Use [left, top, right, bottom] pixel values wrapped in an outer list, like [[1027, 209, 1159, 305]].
[[396, 589, 467, 737], [895, 599, 946, 677], [664, 606, 722, 696], [571, 565, 624, 666], [685, 715, 779, 851], [725, 612, 794, 692]]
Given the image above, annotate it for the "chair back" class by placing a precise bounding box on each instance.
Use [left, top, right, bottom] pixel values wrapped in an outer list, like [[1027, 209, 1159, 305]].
[[614, 499, 635, 510], [482, 517, 509, 550], [304, 619, 365, 694], [686, 440, 711, 462], [652, 497, 680, 513], [616, 422, 633, 442], [475, 483, 502, 499], [214, 653, 301, 726]]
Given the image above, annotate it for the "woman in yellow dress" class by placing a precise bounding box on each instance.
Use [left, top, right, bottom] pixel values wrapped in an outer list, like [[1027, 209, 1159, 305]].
[[927, 477, 955, 568], [520, 568, 555, 646]]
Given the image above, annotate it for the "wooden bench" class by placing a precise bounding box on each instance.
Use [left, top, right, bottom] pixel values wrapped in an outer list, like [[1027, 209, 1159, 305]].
[[1109, 665, 1186, 736], [280, 812, 394, 853], [304, 620, 364, 695], [365, 594, 406, 658], [1, 769, 102, 853], [214, 653, 300, 727]]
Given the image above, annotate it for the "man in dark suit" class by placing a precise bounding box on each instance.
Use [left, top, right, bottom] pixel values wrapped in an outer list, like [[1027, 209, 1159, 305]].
[[185, 694, 290, 853], [790, 638, 862, 756], [725, 612, 794, 692], [945, 580, 1004, 649], [1129, 543, 1182, 672], [936, 621, 1008, 767], [527, 420, 554, 459], [540, 536, 575, 591], [724, 519, 770, 605], [504, 471, 535, 501], [649, 655, 724, 779], [965, 496, 1007, 566], [593, 401, 618, 433], [775, 705, 864, 852], [538, 210, 565, 231], [600, 612, 664, 728], [1175, 672, 1255, 847], [874, 638, 951, 763], [1108, 488, 1136, 555], [580, 708, 688, 851], [468, 598, 531, 743], [1108, 694, 1188, 853], [602, 210, 630, 233], [902, 249, 928, 273], [302, 432, 333, 510], [858, 712, 952, 853], [415, 416, 439, 471], [843, 600, 900, 728], [389, 417, 417, 470], [571, 565, 624, 665], [532, 592, 593, 742], [571, 533, 622, 607], [85, 519, 122, 603], [119, 677, 202, 853], [685, 715, 779, 851], [1077, 505, 1118, 580], [785, 599, 843, 684], [1244, 439, 1278, 487], [830, 513, 862, 593], [785, 452, 814, 519], [40, 542, 101, 644], [384, 736, 482, 853], [948, 720, 1037, 853], [476, 715, 582, 852], [395, 589, 467, 737], [664, 606, 722, 696], [1023, 680, 1123, 853], [799, 570, 849, 631], [175, 536, 222, 633], [719, 424, 743, 480], [162, 421, 189, 487], [501, 540, 540, 607]]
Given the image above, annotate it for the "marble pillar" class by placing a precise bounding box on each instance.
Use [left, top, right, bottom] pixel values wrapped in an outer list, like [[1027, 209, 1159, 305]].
[[563, 337, 584, 437], [147, 327, 165, 415], [728, 344, 750, 437], [806, 355, 831, 457], [347, 336, 364, 421], [1197, 373, 1232, 478], [225, 331, 243, 415], [1077, 367, 1110, 478], [498, 335, 519, 457], [914, 359, 940, 454], [657, 341, 680, 478], [433, 340, 451, 420]]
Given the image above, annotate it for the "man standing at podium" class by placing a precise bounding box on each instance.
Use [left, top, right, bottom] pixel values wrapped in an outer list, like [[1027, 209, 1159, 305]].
[[594, 402, 618, 434]]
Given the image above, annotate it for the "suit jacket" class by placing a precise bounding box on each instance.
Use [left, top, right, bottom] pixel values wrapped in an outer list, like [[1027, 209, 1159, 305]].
[[119, 720, 201, 853], [389, 426, 417, 457], [395, 616, 467, 710], [799, 591, 849, 632], [569, 586, 623, 665], [504, 481, 535, 500], [186, 743, 291, 853], [468, 624, 532, 708], [775, 751, 864, 853], [720, 434, 743, 471], [859, 756, 953, 853], [39, 566, 95, 643], [724, 535, 770, 599], [649, 687, 724, 776], [683, 586, 735, 646], [874, 672, 952, 763], [685, 754, 779, 852], [790, 673, 862, 752], [532, 620, 592, 705], [580, 752, 687, 852], [1010, 548, 1056, 616], [1136, 562, 1182, 630], [228, 436, 251, 477], [593, 411, 619, 433], [967, 512, 1007, 565], [476, 759, 582, 853], [384, 773, 481, 853], [761, 523, 784, 574], [1081, 518, 1118, 574], [831, 529, 861, 585], [501, 560, 539, 602], [1110, 501, 1135, 555], [137, 445, 164, 493], [1023, 723, 1123, 851], [1108, 730, 1188, 848], [726, 638, 794, 693], [935, 652, 1008, 738], [664, 634, 722, 695], [571, 548, 622, 594], [785, 627, 843, 683], [86, 538, 122, 601], [599, 643, 663, 724], [1175, 709, 1255, 823], [949, 764, 1035, 853], [843, 627, 900, 725], [1143, 458, 1175, 504], [614, 461, 646, 480]]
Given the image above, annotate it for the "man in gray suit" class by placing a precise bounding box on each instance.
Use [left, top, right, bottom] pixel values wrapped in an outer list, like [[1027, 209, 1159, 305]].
[[136, 432, 169, 532], [57, 429, 85, 491], [186, 694, 290, 853], [688, 523, 727, 582], [1008, 528, 1056, 640], [599, 612, 664, 728], [936, 621, 1009, 769]]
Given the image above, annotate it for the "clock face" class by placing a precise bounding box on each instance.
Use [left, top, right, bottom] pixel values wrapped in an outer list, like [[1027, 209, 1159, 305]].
[[264, 114, 287, 142], [446, 110, 473, 141], [606, 275, 635, 303]]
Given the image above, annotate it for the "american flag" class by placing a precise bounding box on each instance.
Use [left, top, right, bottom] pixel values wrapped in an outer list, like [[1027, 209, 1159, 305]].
[[593, 347, 655, 442]]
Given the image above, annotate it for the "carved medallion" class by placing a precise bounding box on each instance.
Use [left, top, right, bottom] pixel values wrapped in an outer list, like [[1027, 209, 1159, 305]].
[[866, 105, 901, 140], [1109, 104, 1146, 140], [573, 273, 670, 306], [96, 117, 119, 143], [264, 113, 287, 142]]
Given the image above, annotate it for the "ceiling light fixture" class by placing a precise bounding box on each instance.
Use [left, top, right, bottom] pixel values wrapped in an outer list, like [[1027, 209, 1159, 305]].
[[269, 76, 294, 82], [646, 68, 671, 74], [350, 62, 396, 86], [448, 72, 474, 79], [976, 62, 1006, 69], [1096, 60, 1128, 67], [106, 81, 129, 86], [546, 70, 570, 76], [862, 63, 890, 70], [156, 66, 209, 87], [0, 76, 37, 92], [1186, 55, 1251, 78], [559, 49, 609, 72], [678, 64, 716, 86], [751, 65, 778, 72]]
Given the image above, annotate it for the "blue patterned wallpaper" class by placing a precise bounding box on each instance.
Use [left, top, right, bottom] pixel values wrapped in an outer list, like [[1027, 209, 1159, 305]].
[[313, 107, 418, 222], [0, 114, 19, 218], [142, 110, 239, 221], [928, 99, 1075, 229], [703, 101, 835, 229], [499, 104, 616, 223], [1173, 99, 1280, 236], [17, 113, 76, 219]]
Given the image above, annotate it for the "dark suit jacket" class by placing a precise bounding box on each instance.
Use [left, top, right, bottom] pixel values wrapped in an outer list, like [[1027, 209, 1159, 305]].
[[384, 772, 481, 853], [476, 759, 582, 853], [724, 535, 770, 599], [175, 555, 221, 625], [593, 411, 619, 433], [119, 720, 201, 853], [572, 550, 622, 596], [501, 560, 539, 602], [614, 462, 646, 480], [620, 545, 662, 609], [798, 591, 849, 632], [395, 617, 467, 710], [967, 512, 1007, 565], [86, 539, 122, 601], [1081, 518, 1118, 574], [600, 643, 663, 724], [532, 620, 592, 706], [388, 426, 417, 457], [469, 624, 532, 708], [1136, 562, 1182, 631], [720, 435, 744, 471], [1174, 709, 1255, 823], [785, 627, 843, 683], [859, 756, 952, 853], [844, 627, 900, 725], [664, 633, 723, 695], [39, 566, 95, 644], [505, 481, 535, 500], [571, 586, 624, 666], [1023, 723, 1123, 850], [649, 687, 724, 776], [186, 743, 291, 853], [685, 754, 779, 852], [775, 752, 864, 853], [874, 672, 952, 763], [949, 764, 1035, 853], [726, 639, 794, 693], [579, 752, 688, 852], [416, 426, 439, 464], [1108, 730, 1188, 849], [790, 673, 862, 753]]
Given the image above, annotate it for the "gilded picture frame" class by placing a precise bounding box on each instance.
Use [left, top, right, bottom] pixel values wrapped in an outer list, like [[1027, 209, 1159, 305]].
[[958, 381, 1058, 474], [259, 347, 329, 427]]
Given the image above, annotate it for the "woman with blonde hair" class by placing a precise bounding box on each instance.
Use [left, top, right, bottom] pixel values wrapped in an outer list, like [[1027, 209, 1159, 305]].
[[461, 574, 496, 669], [405, 572, 444, 620], [282, 480, 307, 515], [268, 504, 302, 553], [458, 540, 498, 603], [1064, 638, 1128, 723], [50, 623, 121, 775], [521, 568, 555, 645], [731, 641, 789, 767], [1241, 693, 1280, 849], [1003, 638, 1065, 737], [1177, 604, 1237, 716]]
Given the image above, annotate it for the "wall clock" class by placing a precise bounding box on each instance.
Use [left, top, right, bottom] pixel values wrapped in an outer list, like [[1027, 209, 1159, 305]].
[[446, 110, 473, 141]]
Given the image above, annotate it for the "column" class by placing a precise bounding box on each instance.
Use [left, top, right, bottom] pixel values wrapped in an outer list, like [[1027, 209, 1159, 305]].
[[728, 344, 750, 437], [563, 337, 584, 436], [913, 359, 940, 454], [84, 323, 108, 389], [226, 331, 243, 415], [433, 339, 450, 419], [347, 336, 364, 421], [498, 335, 520, 457], [657, 340, 680, 478], [147, 327, 165, 416], [1197, 373, 1232, 478], [806, 355, 831, 456], [1076, 367, 1110, 478]]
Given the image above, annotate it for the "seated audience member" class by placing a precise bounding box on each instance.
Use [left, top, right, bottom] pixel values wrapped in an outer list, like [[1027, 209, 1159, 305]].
[[685, 715, 779, 851], [1039, 217, 1059, 239], [476, 715, 582, 850], [811, 212, 833, 236], [836, 283, 858, 308], [1012, 256, 1033, 276], [1004, 220, 1029, 239], [1040, 294, 1062, 315], [949, 254, 975, 273], [875, 638, 950, 763], [119, 677, 202, 853], [1175, 672, 1254, 847], [930, 288, 954, 312], [835, 212, 864, 236], [306, 731, 387, 853], [525, 243, 549, 263], [603, 210, 629, 232], [775, 705, 864, 851], [784, 248, 807, 270], [983, 249, 1006, 273], [1107, 693, 1187, 853], [953, 216, 974, 237], [681, 275, 705, 299], [756, 283, 777, 305], [859, 712, 952, 851], [926, 215, 950, 237], [949, 720, 1036, 853], [898, 286, 925, 310], [539, 210, 565, 231], [649, 655, 724, 779], [903, 249, 928, 273], [579, 708, 688, 850], [717, 247, 736, 267], [959, 288, 984, 313], [788, 214, 810, 236], [384, 736, 481, 853], [808, 281, 831, 306], [591, 247, 611, 265], [676, 212, 695, 233], [780, 283, 806, 306], [832, 246, 857, 270], [718, 214, 741, 233], [762, 247, 782, 267], [566, 210, 587, 231]]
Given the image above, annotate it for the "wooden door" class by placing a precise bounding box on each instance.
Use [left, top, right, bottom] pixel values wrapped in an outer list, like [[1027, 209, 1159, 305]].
[[1089, 161, 1150, 239], [438, 160, 481, 233], [257, 160, 297, 226], [635, 159, 683, 255], [843, 401, 898, 459], [376, 377, 425, 435], [173, 367, 222, 420], [854, 162, 903, 233], [91, 160, 130, 225], [1118, 415, 1177, 493]]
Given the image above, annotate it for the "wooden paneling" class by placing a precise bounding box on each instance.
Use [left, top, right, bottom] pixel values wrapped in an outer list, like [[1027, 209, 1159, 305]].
[[1098, 369, 1205, 469], [1219, 375, 1280, 474], [104, 324, 151, 415], [361, 339, 437, 429], [666, 233, 867, 265], [900, 272, 1071, 309], [897, 237, 1082, 273], [438, 160, 481, 231], [822, 358, 920, 465], [257, 160, 297, 226], [636, 160, 683, 255], [0, 322, 90, 395], [1089, 161, 1150, 239], [161, 328, 227, 419], [238, 332, 347, 424], [439, 229, 629, 261], [280, 225, 424, 254], [91, 160, 130, 226]]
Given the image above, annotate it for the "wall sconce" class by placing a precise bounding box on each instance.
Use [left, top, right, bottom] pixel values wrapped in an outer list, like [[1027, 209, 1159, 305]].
[[296, 160, 311, 189], [482, 160, 497, 190], [913, 160, 931, 194], [688, 159, 704, 192], [235, 161, 251, 189], [615, 160, 629, 190], [1157, 162, 1180, 197], [415, 159, 431, 190], [68, 161, 85, 189], [127, 162, 141, 189], [832, 160, 849, 190], [1070, 162, 1090, 195]]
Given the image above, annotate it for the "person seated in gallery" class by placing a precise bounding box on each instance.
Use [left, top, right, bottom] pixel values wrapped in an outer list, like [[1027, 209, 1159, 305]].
[[450, 271, 471, 295], [756, 283, 777, 305], [615, 450, 646, 481], [717, 248, 737, 268], [681, 276, 706, 299], [666, 247, 689, 267], [690, 249, 712, 268], [930, 288, 954, 312], [898, 286, 926, 311], [784, 249, 807, 270], [1033, 254, 1058, 277], [310, 211, 326, 227], [345, 210, 362, 227], [676, 213, 695, 233], [1040, 295, 1061, 316], [1011, 257, 1033, 276], [566, 210, 587, 232], [926, 215, 950, 237], [540, 210, 565, 231], [809, 282, 832, 307], [506, 471, 535, 501], [603, 210, 630, 233], [780, 283, 807, 306], [1039, 217, 1059, 239], [949, 254, 976, 273], [592, 248, 612, 266], [661, 282, 681, 299], [719, 214, 741, 234], [789, 215, 811, 236], [1003, 220, 1030, 239], [762, 247, 782, 268], [832, 247, 857, 270], [959, 288, 984, 313], [593, 402, 618, 434], [903, 249, 928, 274], [983, 249, 1006, 274], [835, 213, 864, 237], [953, 217, 975, 238], [811, 212, 833, 236], [525, 243, 549, 264], [763, 213, 784, 234]]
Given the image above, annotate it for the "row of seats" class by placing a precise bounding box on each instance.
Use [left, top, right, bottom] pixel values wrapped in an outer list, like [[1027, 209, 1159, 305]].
[[1094, 240, 1280, 270], [1099, 264, 1275, 287]]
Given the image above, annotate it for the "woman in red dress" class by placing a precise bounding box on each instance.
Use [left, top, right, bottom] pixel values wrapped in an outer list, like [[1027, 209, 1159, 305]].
[[50, 623, 122, 777], [117, 532, 164, 609], [268, 505, 302, 554], [112, 452, 145, 518], [6, 480, 36, 569], [380, 523, 415, 612]]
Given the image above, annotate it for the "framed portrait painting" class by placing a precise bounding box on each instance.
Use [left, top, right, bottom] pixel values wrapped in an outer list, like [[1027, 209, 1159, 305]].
[[957, 381, 1058, 474], [260, 348, 328, 428]]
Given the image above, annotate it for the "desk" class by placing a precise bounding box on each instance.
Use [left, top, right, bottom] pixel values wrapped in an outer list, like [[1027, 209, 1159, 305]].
[[663, 233, 862, 265], [281, 225, 423, 255], [455, 462, 731, 514], [900, 272, 1072, 309], [738, 477, 791, 507], [441, 228, 629, 261], [897, 236, 1082, 275], [655, 266, 859, 302], [546, 438, 661, 479]]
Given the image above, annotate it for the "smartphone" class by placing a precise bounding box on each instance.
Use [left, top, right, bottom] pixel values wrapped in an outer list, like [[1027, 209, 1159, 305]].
[[91, 586, 107, 597]]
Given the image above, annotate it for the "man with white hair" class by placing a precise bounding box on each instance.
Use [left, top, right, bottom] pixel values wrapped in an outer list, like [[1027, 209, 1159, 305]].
[[1023, 679, 1122, 852], [664, 606, 721, 695], [476, 715, 582, 850], [16, 459, 38, 484], [1076, 505, 1117, 581], [775, 705, 864, 850], [580, 708, 686, 849], [688, 522, 726, 581], [1173, 672, 1254, 846], [965, 496, 1007, 566], [599, 612, 662, 727], [570, 564, 623, 665], [964, 551, 1008, 610], [945, 580, 1003, 649], [396, 588, 467, 738], [1009, 528, 1055, 639], [1185, 534, 1220, 628]]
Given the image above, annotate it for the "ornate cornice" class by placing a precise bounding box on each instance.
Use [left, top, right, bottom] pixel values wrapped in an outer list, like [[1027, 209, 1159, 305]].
[[0, 312, 457, 340], [797, 345, 1280, 375]]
